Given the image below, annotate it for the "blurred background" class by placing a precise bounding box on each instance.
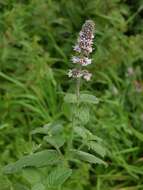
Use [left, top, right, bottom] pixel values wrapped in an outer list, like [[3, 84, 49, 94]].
[[0, 0, 143, 189]]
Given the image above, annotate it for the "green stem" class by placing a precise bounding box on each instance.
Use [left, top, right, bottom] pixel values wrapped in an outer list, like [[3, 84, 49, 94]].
[[76, 77, 81, 104], [67, 76, 81, 158]]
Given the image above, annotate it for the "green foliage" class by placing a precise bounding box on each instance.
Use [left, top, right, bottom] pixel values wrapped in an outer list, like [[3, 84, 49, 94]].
[[46, 166, 72, 187], [64, 93, 99, 104], [31, 183, 45, 190], [71, 149, 107, 166], [3, 150, 61, 174]]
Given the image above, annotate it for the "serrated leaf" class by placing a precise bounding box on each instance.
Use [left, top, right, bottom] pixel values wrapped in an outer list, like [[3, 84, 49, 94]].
[[71, 150, 107, 166], [31, 183, 45, 190], [3, 150, 61, 174], [74, 126, 90, 139], [78, 106, 90, 124], [74, 126, 103, 142], [46, 166, 72, 187], [88, 141, 106, 157]]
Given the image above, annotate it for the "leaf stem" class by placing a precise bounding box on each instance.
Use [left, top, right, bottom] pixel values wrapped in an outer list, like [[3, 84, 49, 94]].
[[67, 76, 81, 159]]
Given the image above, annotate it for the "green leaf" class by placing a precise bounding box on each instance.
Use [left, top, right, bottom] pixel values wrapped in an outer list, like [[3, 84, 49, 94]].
[[22, 168, 41, 185], [31, 123, 63, 136], [3, 150, 61, 174], [74, 126, 103, 141], [64, 93, 77, 103], [78, 106, 90, 124], [74, 126, 91, 139], [31, 183, 45, 190], [44, 135, 65, 148], [88, 141, 106, 158], [71, 150, 107, 166], [12, 183, 29, 190], [80, 94, 99, 104], [64, 93, 99, 104], [46, 166, 72, 187]]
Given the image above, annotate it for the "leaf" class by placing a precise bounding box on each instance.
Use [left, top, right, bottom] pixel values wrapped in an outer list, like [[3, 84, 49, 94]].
[[44, 135, 65, 148], [71, 150, 107, 166], [80, 94, 99, 104], [31, 183, 45, 190], [74, 126, 91, 139], [78, 106, 90, 124], [12, 183, 29, 190], [88, 141, 106, 158], [46, 166, 72, 187], [64, 93, 77, 103], [3, 150, 61, 174], [22, 168, 41, 185], [31, 123, 63, 136], [64, 93, 99, 104], [74, 126, 103, 142]]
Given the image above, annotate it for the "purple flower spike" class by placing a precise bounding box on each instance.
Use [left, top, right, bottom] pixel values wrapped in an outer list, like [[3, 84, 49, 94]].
[[68, 20, 95, 81]]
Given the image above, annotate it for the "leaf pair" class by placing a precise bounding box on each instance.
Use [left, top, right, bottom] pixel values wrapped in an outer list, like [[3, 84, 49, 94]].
[[64, 93, 99, 104]]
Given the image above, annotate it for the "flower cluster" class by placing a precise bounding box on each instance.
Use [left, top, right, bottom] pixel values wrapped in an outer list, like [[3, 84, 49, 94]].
[[68, 20, 95, 81], [71, 56, 92, 66], [68, 69, 92, 81]]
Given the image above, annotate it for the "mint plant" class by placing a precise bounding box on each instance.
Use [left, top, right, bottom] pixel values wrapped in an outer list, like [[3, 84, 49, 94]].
[[3, 20, 107, 190]]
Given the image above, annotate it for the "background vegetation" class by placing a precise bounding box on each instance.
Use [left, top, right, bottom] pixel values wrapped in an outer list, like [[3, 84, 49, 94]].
[[0, 0, 143, 189]]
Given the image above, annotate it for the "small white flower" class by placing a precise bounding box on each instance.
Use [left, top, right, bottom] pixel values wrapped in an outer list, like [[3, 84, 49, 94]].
[[71, 56, 80, 63], [68, 70, 73, 77], [82, 57, 92, 66], [71, 56, 92, 66], [76, 72, 83, 78], [67, 69, 83, 78], [82, 71, 92, 81], [73, 45, 81, 53]]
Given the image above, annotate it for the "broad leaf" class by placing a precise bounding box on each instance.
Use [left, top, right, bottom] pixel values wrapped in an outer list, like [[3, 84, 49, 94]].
[[80, 94, 99, 104], [31, 123, 63, 136], [77, 106, 90, 124], [64, 93, 77, 103], [22, 168, 42, 185], [74, 126, 103, 141], [46, 166, 72, 187], [71, 150, 107, 166], [64, 93, 99, 104], [3, 150, 61, 174], [88, 141, 106, 158], [44, 135, 65, 148]]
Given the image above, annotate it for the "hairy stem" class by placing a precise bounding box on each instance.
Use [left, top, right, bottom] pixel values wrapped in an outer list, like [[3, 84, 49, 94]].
[[67, 76, 81, 158]]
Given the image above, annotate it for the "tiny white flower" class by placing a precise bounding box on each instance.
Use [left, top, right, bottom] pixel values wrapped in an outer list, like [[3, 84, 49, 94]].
[[68, 70, 73, 77], [73, 45, 81, 53], [72, 56, 92, 66], [83, 71, 92, 81], [82, 57, 92, 66], [71, 56, 80, 63]]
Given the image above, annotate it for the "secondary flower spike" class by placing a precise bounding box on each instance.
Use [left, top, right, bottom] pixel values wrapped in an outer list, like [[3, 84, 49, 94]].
[[68, 20, 95, 81]]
